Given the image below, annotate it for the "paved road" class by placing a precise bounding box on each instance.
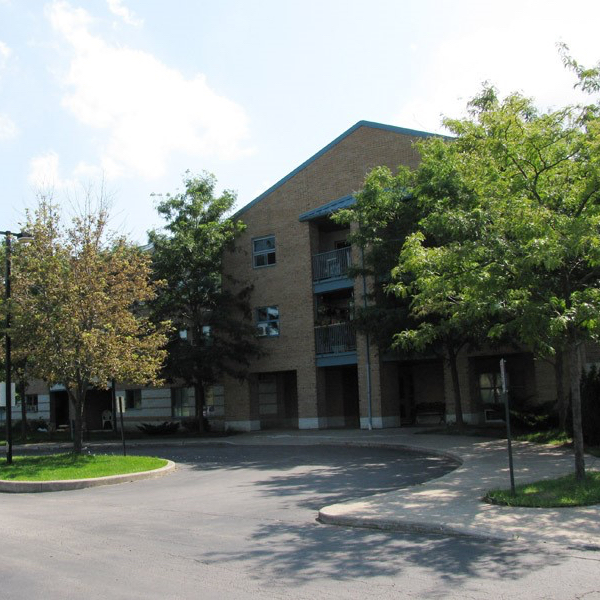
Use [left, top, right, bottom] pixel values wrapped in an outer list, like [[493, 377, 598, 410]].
[[1, 444, 599, 599]]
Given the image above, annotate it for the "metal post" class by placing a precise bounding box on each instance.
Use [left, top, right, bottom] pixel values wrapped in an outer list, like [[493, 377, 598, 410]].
[[111, 379, 117, 433], [360, 244, 372, 430], [4, 233, 13, 464], [116, 395, 126, 456], [500, 358, 516, 495], [120, 408, 126, 456], [2, 230, 33, 464]]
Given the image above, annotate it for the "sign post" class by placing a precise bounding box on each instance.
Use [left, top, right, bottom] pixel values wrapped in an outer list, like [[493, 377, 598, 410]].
[[116, 395, 127, 457], [500, 358, 516, 495]]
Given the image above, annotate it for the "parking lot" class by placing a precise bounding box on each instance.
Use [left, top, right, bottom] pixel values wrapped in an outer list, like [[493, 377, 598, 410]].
[[1, 443, 598, 600]]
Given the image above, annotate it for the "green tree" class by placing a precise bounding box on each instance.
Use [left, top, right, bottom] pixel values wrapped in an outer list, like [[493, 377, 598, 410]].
[[337, 147, 491, 428], [398, 84, 600, 480], [148, 172, 259, 431], [11, 198, 169, 454]]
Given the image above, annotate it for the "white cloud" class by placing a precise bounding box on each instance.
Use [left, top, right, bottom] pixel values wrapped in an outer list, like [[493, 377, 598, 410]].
[[0, 42, 18, 140], [106, 0, 143, 27], [28, 151, 79, 190], [0, 113, 18, 140], [73, 160, 103, 180], [0, 40, 11, 68], [28, 151, 61, 189], [393, 4, 599, 133], [28, 152, 107, 194], [47, 1, 251, 180]]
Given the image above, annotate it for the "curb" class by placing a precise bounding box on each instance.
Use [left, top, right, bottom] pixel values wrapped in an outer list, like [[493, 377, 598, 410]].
[[317, 508, 600, 551], [317, 510, 496, 542], [0, 460, 176, 493]]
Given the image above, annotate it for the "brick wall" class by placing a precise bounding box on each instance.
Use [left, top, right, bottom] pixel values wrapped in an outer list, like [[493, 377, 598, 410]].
[[222, 124, 425, 429]]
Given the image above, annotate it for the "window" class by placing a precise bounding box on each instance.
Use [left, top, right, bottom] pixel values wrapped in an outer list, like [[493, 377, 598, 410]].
[[125, 389, 142, 410], [205, 384, 224, 416], [253, 236, 276, 268], [479, 371, 509, 422], [478, 372, 509, 404], [171, 387, 195, 417], [256, 306, 279, 337], [202, 325, 213, 346], [17, 394, 39, 413]]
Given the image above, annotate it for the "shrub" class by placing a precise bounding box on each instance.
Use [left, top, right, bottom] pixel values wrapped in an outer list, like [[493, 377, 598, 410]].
[[414, 402, 445, 415], [137, 421, 180, 435], [509, 401, 557, 431], [27, 418, 49, 432], [181, 417, 210, 433]]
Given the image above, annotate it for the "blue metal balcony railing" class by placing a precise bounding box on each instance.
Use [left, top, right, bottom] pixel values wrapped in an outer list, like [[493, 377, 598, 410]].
[[312, 247, 352, 282], [315, 322, 356, 355]]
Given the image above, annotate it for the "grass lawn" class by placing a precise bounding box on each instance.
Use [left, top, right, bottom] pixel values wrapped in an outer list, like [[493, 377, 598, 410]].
[[513, 428, 572, 445], [484, 471, 600, 507], [0, 454, 168, 481]]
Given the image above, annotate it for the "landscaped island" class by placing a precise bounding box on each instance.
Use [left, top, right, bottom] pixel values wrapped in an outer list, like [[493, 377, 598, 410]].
[[0, 454, 168, 481], [484, 472, 600, 508]]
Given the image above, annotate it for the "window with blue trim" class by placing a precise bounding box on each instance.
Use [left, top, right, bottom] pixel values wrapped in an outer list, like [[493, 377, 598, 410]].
[[256, 306, 279, 337], [253, 236, 276, 268]]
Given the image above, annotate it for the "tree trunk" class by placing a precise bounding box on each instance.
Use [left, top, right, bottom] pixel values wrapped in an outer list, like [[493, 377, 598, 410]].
[[447, 346, 465, 429], [194, 383, 205, 434], [554, 351, 568, 431], [568, 339, 586, 481], [68, 388, 85, 454]]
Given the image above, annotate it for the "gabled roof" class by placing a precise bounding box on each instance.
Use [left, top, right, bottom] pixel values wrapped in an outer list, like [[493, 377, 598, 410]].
[[234, 120, 438, 218], [298, 194, 356, 222]]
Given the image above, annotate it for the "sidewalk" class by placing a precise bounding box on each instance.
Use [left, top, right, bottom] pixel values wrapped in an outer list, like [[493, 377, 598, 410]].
[[6, 427, 600, 548], [201, 427, 600, 549], [310, 428, 600, 550]]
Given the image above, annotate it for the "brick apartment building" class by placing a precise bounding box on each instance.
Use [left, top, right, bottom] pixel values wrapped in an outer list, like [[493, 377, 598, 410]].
[[11, 121, 573, 432], [218, 120, 564, 432]]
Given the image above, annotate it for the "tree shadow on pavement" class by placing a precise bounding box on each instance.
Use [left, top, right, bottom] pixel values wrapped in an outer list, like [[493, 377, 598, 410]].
[[249, 453, 457, 509], [150, 444, 459, 508], [199, 519, 562, 592]]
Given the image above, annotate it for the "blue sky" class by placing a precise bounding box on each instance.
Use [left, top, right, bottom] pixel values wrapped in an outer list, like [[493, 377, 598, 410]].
[[1, 0, 599, 242]]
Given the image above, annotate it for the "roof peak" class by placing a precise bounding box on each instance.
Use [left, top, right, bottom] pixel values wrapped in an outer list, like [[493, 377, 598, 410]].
[[234, 120, 440, 218]]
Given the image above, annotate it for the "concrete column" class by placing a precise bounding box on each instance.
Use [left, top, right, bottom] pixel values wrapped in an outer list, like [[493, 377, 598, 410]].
[[356, 332, 383, 428], [297, 364, 326, 429]]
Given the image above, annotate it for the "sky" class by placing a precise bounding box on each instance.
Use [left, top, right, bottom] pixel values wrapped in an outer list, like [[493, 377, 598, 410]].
[[1, 0, 599, 243]]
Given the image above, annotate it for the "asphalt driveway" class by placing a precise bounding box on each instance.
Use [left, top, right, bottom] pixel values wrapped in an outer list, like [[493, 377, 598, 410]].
[[1, 442, 598, 600]]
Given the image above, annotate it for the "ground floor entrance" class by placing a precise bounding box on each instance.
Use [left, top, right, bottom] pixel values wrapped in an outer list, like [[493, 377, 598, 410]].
[[49, 388, 114, 431], [318, 364, 360, 428], [254, 371, 298, 429]]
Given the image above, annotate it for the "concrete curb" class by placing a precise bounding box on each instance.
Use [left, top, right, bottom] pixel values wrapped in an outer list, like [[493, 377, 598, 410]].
[[0, 460, 176, 493], [315, 438, 600, 550], [317, 511, 496, 542], [317, 503, 600, 551]]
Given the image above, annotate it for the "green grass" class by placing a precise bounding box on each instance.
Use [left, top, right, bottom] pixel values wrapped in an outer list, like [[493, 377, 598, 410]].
[[0, 454, 167, 481], [513, 428, 572, 445], [484, 471, 600, 507]]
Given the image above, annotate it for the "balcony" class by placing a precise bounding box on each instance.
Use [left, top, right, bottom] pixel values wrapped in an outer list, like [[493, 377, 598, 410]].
[[315, 322, 356, 355], [312, 247, 352, 282]]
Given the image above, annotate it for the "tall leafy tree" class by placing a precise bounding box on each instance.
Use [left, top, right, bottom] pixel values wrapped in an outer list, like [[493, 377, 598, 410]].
[[399, 84, 600, 480], [11, 198, 169, 453], [148, 172, 259, 431], [337, 149, 491, 428]]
